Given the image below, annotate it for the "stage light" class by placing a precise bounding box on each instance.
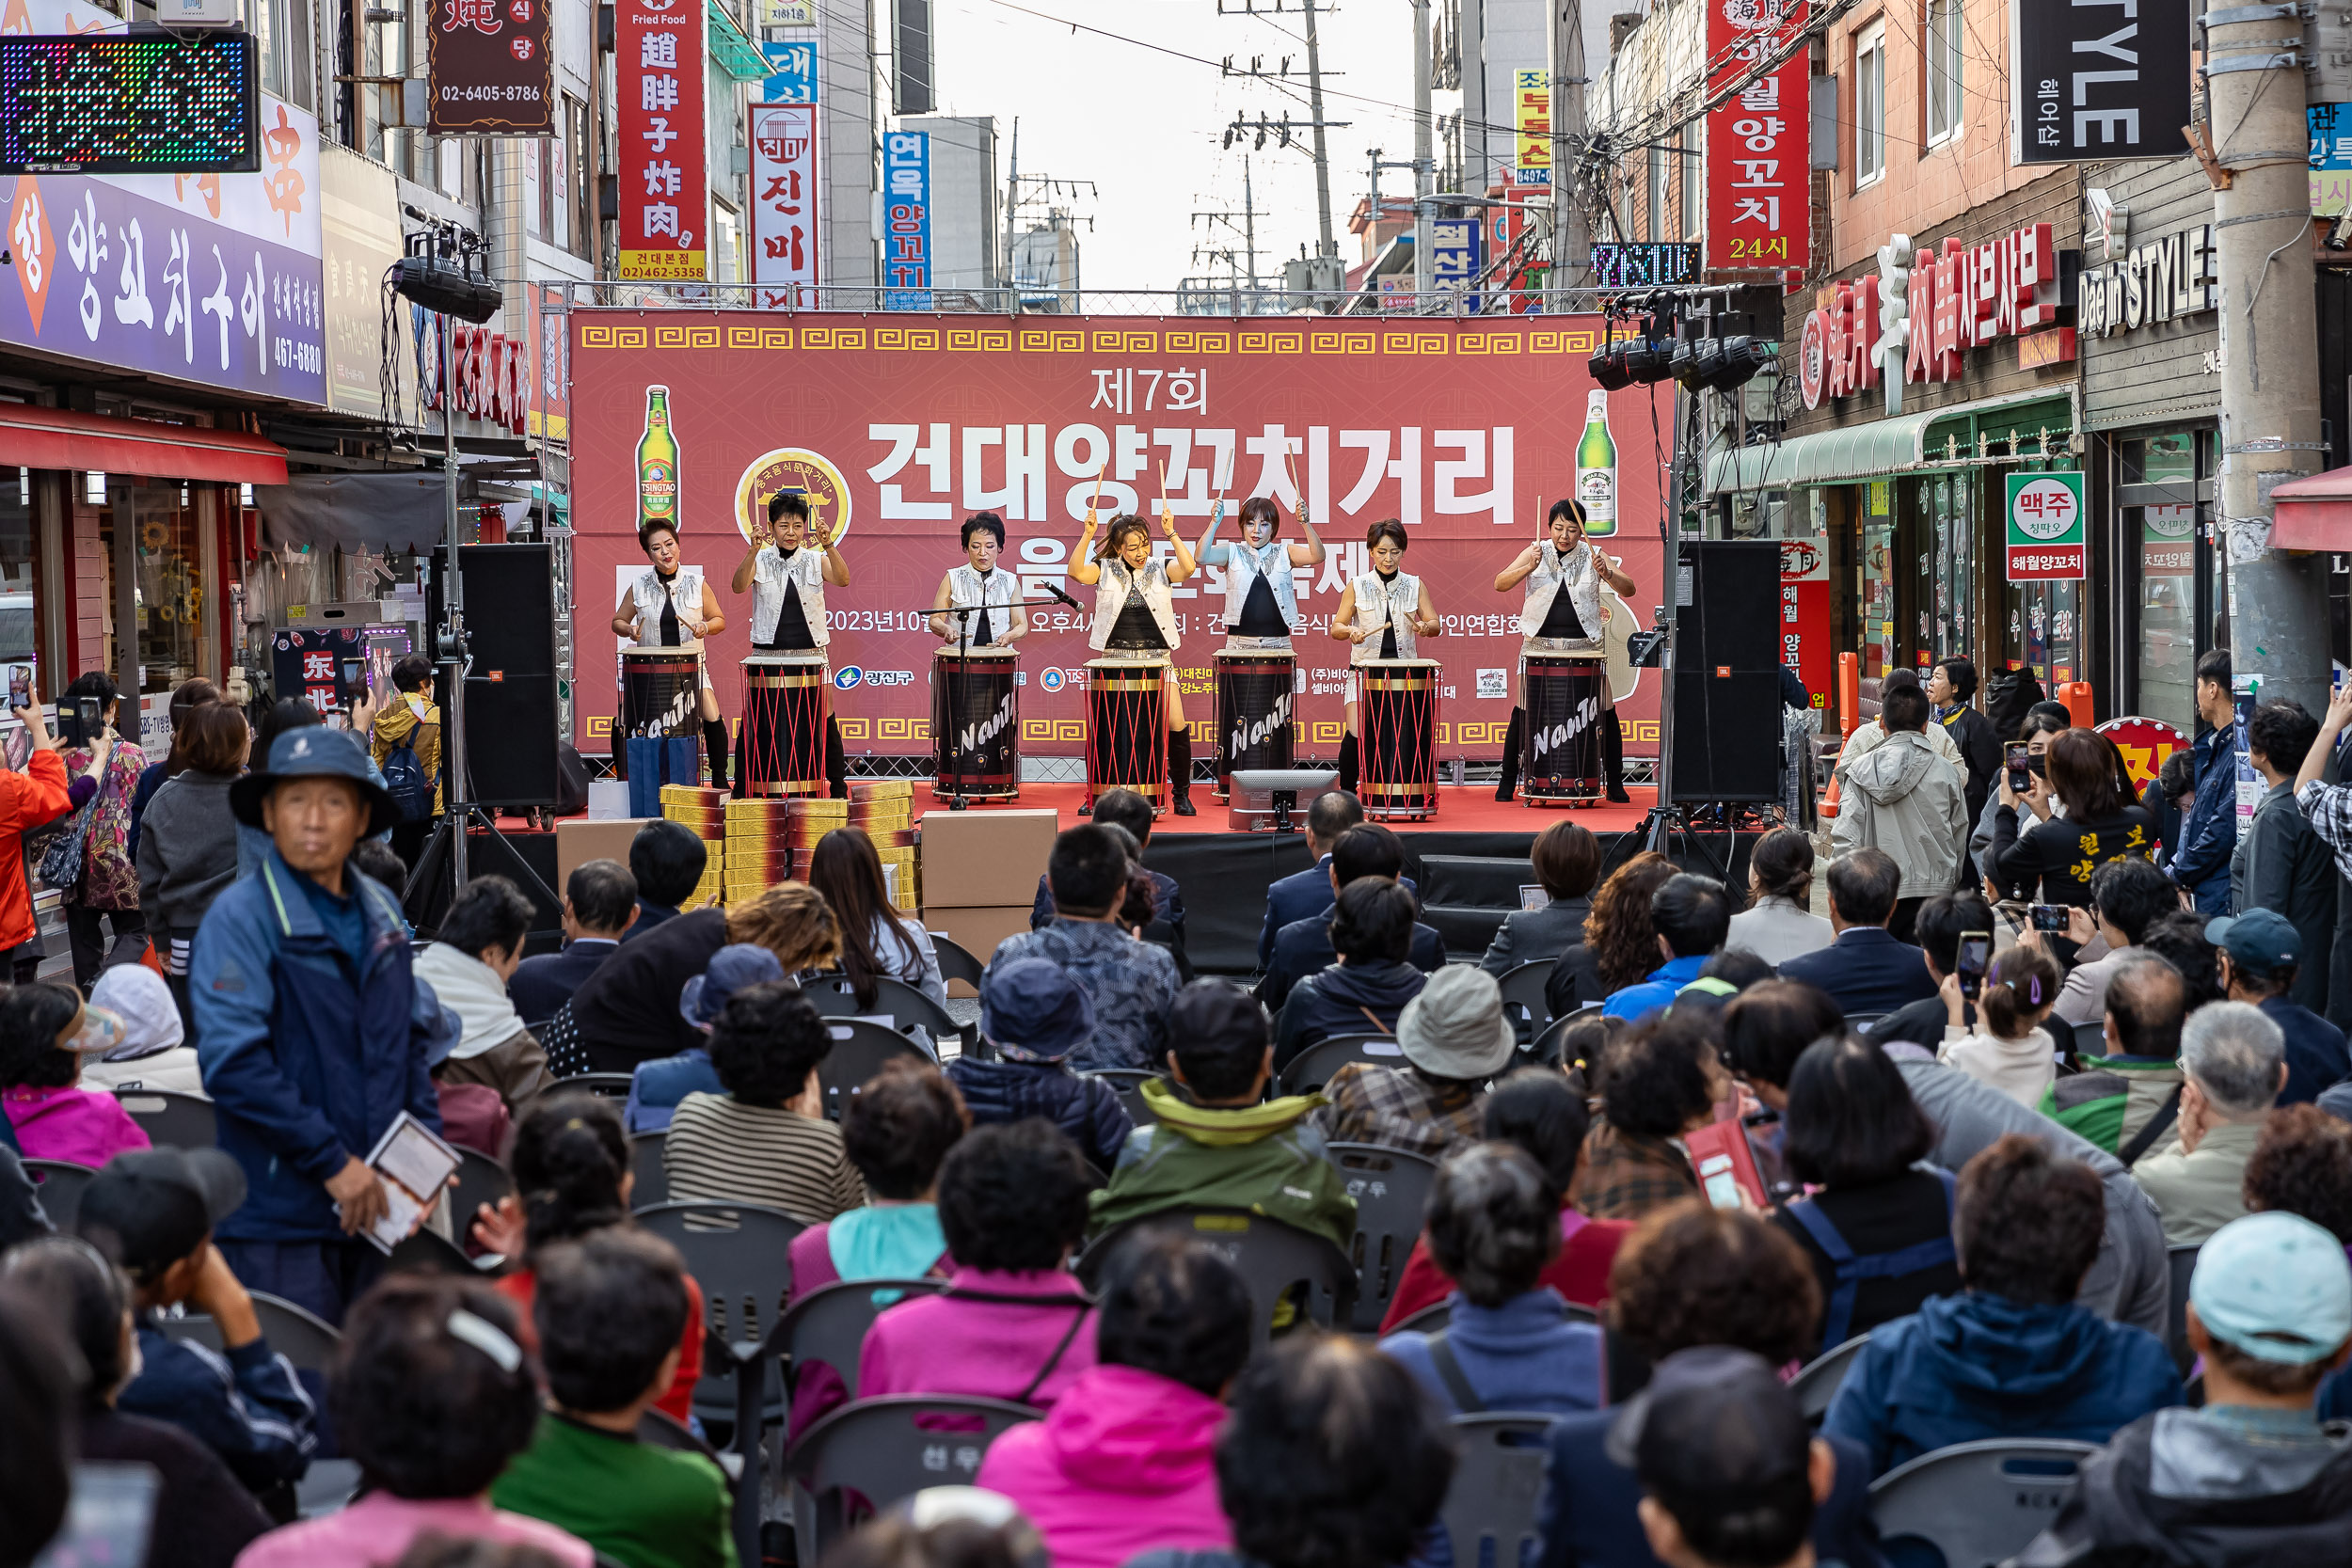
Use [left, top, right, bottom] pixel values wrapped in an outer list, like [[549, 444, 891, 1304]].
[[392, 257, 503, 324], [1704, 336, 1772, 390], [1589, 340, 1631, 389], [1624, 336, 1674, 385], [1671, 336, 1724, 389]]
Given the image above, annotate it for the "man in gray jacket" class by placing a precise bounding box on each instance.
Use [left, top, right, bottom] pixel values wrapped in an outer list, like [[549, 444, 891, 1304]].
[[2233, 700, 2335, 1012], [1831, 681, 1969, 942]]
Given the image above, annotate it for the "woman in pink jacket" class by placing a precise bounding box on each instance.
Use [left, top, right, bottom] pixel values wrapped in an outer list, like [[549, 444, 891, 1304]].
[[0, 981, 149, 1166], [977, 1234, 1250, 1568]]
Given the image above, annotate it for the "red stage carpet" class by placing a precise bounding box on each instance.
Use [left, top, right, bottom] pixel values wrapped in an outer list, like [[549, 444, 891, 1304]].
[[906, 782, 1660, 835]]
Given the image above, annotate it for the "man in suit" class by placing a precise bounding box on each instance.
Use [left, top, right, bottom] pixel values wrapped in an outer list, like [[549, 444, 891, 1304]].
[[508, 859, 638, 1028], [1258, 821, 1444, 1010], [1256, 789, 1422, 970], [1776, 847, 1937, 1019]]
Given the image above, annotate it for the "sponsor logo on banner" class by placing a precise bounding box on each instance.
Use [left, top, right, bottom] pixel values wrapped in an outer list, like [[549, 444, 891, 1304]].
[[734, 447, 852, 545], [750, 104, 819, 309], [835, 667, 914, 689], [1705, 0, 1808, 273], [1476, 669, 1509, 700], [1040, 669, 1068, 692], [616, 0, 707, 279]]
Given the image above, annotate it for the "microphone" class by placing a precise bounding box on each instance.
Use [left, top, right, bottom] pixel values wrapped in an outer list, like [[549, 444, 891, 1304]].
[[1043, 581, 1084, 611]]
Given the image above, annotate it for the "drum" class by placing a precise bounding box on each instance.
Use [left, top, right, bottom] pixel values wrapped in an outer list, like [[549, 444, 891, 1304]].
[[621, 647, 700, 738], [1086, 659, 1168, 810], [1522, 653, 1606, 806], [739, 654, 832, 800], [932, 647, 1021, 800], [1359, 659, 1439, 820], [1213, 651, 1295, 801]]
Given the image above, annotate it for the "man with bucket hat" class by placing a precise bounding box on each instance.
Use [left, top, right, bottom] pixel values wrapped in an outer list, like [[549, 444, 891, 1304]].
[[1311, 963, 1516, 1158], [946, 958, 1133, 1173], [191, 725, 445, 1324]]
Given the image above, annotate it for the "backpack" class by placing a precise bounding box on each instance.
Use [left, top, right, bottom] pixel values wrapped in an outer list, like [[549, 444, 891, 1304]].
[[381, 702, 436, 823]]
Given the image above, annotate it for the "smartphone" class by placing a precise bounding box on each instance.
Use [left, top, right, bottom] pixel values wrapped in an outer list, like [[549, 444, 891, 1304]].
[[342, 658, 366, 689], [7, 665, 27, 708], [1956, 931, 1993, 1001], [2006, 741, 2031, 795], [2029, 903, 2071, 933]]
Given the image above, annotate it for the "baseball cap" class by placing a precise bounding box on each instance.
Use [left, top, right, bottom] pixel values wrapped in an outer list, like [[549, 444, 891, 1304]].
[[2206, 909, 2301, 976], [1606, 1347, 1813, 1535], [2191, 1211, 2352, 1365], [72, 1148, 246, 1282], [680, 943, 788, 1030]]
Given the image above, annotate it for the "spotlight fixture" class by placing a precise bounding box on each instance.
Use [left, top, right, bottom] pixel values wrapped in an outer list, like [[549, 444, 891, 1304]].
[[1705, 336, 1773, 390], [1624, 335, 1674, 385], [1671, 335, 1724, 389], [391, 256, 503, 324]]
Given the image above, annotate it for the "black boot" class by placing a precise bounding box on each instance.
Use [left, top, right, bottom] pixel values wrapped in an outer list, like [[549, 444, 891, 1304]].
[[1496, 706, 1525, 801], [702, 719, 731, 793], [1601, 706, 1630, 803], [1338, 732, 1359, 796], [1169, 726, 1197, 816], [826, 716, 850, 800]]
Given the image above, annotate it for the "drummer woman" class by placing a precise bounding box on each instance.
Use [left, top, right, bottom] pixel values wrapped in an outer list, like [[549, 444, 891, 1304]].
[[928, 510, 1027, 647], [731, 490, 852, 797], [1072, 500, 1200, 815], [1195, 494, 1326, 647], [1330, 517, 1440, 795], [1491, 497, 1636, 802], [610, 518, 731, 789]]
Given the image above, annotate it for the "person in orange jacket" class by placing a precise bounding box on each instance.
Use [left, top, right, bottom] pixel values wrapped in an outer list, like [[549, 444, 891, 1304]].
[[0, 690, 106, 982]]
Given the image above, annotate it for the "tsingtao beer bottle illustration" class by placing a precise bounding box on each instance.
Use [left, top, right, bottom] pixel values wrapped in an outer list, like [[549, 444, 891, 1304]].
[[637, 385, 680, 526], [1574, 388, 1617, 536]]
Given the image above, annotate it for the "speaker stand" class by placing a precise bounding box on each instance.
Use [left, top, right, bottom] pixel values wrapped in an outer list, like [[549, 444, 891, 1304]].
[[1608, 801, 1733, 882], [404, 803, 564, 932]]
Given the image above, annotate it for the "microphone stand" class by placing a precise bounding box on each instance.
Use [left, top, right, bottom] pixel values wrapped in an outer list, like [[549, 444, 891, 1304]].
[[924, 588, 1076, 811]]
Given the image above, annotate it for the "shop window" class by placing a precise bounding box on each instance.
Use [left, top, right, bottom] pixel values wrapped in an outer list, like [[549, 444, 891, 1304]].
[[96, 485, 205, 695], [247, 0, 313, 109], [1860, 480, 1896, 678], [1925, 0, 1963, 147], [1925, 471, 1976, 663], [0, 470, 35, 685], [1854, 25, 1886, 187], [2123, 431, 2205, 735]]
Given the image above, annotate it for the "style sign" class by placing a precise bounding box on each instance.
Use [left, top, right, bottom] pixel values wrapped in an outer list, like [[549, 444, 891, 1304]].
[[1513, 69, 1549, 188], [750, 103, 818, 309], [427, 0, 555, 135], [2005, 471, 2087, 581], [1705, 0, 1809, 273], [616, 0, 707, 279], [881, 131, 931, 310], [2013, 0, 2190, 164]]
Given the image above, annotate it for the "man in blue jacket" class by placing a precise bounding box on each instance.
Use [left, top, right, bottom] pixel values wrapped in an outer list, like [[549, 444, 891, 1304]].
[[2169, 649, 2240, 916], [193, 726, 444, 1325]]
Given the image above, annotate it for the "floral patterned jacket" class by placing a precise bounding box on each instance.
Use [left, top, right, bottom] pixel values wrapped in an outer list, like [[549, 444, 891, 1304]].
[[60, 739, 147, 911]]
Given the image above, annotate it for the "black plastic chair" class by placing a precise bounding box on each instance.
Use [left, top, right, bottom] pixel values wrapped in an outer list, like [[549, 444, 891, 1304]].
[[1084, 1068, 1158, 1128], [1391, 1299, 1452, 1335], [2166, 1243, 2201, 1374], [1326, 1142, 1439, 1332], [816, 1018, 937, 1121], [785, 1395, 1042, 1566], [928, 932, 984, 995], [1440, 1414, 1555, 1568], [1494, 959, 1553, 1045], [640, 1406, 739, 1489], [387, 1224, 483, 1276], [803, 973, 974, 1055], [1276, 1033, 1407, 1097], [554, 1072, 636, 1099], [1080, 1208, 1357, 1350], [1867, 1438, 2100, 1568], [1789, 1331, 1873, 1422], [23, 1159, 95, 1231], [1529, 1004, 1604, 1069], [111, 1089, 216, 1148], [630, 1130, 670, 1209], [450, 1148, 515, 1255], [633, 1199, 808, 1424]]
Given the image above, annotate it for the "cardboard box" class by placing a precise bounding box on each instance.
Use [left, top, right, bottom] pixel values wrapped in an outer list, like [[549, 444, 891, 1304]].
[[557, 818, 652, 888], [919, 808, 1058, 908], [917, 905, 1034, 993]]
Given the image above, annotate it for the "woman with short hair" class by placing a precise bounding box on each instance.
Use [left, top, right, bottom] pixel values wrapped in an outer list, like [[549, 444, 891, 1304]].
[[1480, 820, 1603, 974], [1990, 727, 2157, 908], [663, 980, 865, 1222], [1329, 518, 1440, 799], [1274, 876, 1429, 1066]]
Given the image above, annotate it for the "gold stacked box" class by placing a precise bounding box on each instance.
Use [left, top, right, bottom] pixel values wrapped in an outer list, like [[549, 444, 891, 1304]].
[[849, 780, 914, 803], [878, 845, 918, 911], [725, 799, 798, 900], [661, 784, 729, 904]]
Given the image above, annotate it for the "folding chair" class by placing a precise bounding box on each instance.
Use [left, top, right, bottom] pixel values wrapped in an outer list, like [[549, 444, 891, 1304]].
[[632, 1199, 807, 1424], [817, 1019, 937, 1121], [1391, 1300, 1452, 1336], [554, 1072, 636, 1099], [1494, 960, 1553, 1046], [1326, 1142, 1439, 1332], [803, 974, 975, 1055], [1789, 1331, 1874, 1422], [1084, 1068, 1158, 1129], [785, 1396, 1041, 1567], [1440, 1415, 1555, 1568], [449, 1148, 514, 1254], [2166, 1243, 2201, 1374], [928, 932, 984, 996], [1867, 1438, 2099, 1568], [1529, 1004, 1604, 1069], [23, 1159, 95, 1231], [1080, 1208, 1357, 1351], [111, 1089, 216, 1149], [1277, 1033, 1406, 1097], [630, 1131, 670, 1209]]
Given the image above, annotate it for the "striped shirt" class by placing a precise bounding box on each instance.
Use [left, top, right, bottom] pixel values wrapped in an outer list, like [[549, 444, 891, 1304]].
[[662, 1093, 866, 1222]]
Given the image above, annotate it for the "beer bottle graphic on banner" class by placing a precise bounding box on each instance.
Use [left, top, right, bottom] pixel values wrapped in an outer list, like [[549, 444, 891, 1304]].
[[1575, 389, 1617, 536], [637, 386, 680, 526]]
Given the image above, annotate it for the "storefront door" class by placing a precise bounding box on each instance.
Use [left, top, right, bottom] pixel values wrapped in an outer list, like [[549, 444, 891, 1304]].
[[2117, 430, 2213, 734]]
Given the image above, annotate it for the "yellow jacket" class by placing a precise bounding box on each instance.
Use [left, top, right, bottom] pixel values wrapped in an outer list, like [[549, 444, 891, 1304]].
[[371, 692, 444, 815]]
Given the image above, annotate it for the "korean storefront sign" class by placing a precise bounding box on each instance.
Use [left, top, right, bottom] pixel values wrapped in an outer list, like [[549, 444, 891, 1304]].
[[2313, 104, 2352, 217], [2077, 222, 2215, 338], [2013, 0, 2190, 164], [882, 131, 931, 310], [750, 103, 818, 309], [762, 36, 816, 103], [1705, 0, 1808, 273], [1513, 70, 1549, 188], [2005, 471, 2087, 581], [1429, 216, 1483, 304], [1779, 537, 1831, 705], [1799, 224, 2060, 408], [427, 0, 555, 135], [616, 0, 708, 280]]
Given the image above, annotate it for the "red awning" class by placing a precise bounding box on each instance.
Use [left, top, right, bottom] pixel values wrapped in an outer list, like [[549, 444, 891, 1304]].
[[2270, 464, 2352, 552], [0, 404, 288, 487]]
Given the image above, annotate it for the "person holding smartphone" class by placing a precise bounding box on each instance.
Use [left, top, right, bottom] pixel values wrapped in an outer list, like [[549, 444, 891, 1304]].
[[0, 686, 92, 983], [53, 672, 145, 990], [1988, 728, 2157, 918]]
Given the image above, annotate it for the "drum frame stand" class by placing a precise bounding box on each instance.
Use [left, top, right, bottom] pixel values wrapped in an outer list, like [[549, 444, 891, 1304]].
[[932, 604, 986, 811]]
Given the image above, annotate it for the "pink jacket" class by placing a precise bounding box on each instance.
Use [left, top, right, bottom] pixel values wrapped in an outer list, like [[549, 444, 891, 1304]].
[[785, 1221, 953, 1438], [233, 1492, 594, 1568], [857, 1266, 1098, 1410], [976, 1364, 1233, 1568], [5, 1084, 151, 1167]]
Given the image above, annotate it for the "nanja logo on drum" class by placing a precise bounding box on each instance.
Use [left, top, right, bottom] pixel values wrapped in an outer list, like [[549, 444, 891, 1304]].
[[1229, 692, 1293, 759], [959, 692, 1018, 755], [1531, 694, 1601, 758]]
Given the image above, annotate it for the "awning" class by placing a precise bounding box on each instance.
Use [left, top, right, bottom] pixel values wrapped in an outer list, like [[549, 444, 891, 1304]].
[[707, 0, 769, 80], [2270, 464, 2352, 551], [0, 404, 287, 486], [254, 471, 472, 554], [1705, 389, 2075, 495]]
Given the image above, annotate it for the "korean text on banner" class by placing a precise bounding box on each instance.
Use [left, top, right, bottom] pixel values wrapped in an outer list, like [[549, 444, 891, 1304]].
[[1512, 69, 1549, 188], [1705, 0, 1808, 274], [882, 132, 932, 310], [2315, 105, 2352, 218], [2012, 0, 2190, 164], [762, 36, 817, 102], [1778, 537, 1831, 705], [427, 0, 555, 135], [617, 0, 707, 280], [2005, 470, 2087, 582], [1429, 217, 1483, 305], [751, 103, 818, 309]]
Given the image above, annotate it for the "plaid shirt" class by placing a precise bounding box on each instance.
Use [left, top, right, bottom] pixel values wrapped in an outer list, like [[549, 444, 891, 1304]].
[[2296, 780, 2352, 882], [1310, 1062, 1484, 1159], [1576, 1122, 1700, 1221]]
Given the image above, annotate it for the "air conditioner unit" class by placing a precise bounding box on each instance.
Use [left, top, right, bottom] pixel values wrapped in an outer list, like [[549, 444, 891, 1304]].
[[156, 0, 242, 27]]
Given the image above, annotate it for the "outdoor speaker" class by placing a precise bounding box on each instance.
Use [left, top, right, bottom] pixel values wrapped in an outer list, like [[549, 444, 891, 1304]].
[[453, 543, 559, 807], [1668, 539, 1782, 803]]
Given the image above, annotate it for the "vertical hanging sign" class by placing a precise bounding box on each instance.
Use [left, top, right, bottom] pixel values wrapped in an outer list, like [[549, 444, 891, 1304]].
[[617, 0, 707, 279], [1512, 69, 1549, 188], [1704, 0, 1809, 273], [882, 130, 932, 310], [427, 0, 555, 135], [751, 103, 819, 309]]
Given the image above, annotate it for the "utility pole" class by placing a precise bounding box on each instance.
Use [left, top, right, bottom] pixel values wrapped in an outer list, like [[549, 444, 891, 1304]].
[[1411, 0, 1433, 297], [2209, 8, 2328, 713], [1002, 118, 1019, 303], [1245, 155, 1260, 291], [1548, 0, 1587, 309], [1303, 0, 1337, 258]]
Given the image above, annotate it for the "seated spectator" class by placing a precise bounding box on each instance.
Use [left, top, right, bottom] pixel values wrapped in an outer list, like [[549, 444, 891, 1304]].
[[1037, 788, 1187, 948], [2044, 950, 2186, 1158], [1258, 790, 1377, 970], [1823, 1134, 2183, 1477], [474, 1095, 704, 1427], [489, 1231, 734, 1568], [622, 820, 706, 941], [423, 995, 508, 1158], [1481, 820, 1603, 974], [1535, 1204, 1885, 1568], [1274, 878, 1430, 1067], [663, 981, 865, 1223], [72, 1148, 317, 1503], [977, 1235, 1250, 1568], [2212, 908, 2350, 1104], [1381, 1143, 1604, 1413], [76, 962, 202, 1095], [411, 876, 556, 1112], [1861, 892, 1994, 1051], [1620, 1348, 1836, 1568], [1674, 949, 1776, 1013], [2052, 856, 2178, 1026], [2140, 909, 2224, 1009], [861, 1119, 1098, 1408], [2133, 999, 2286, 1246], [1546, 852, 1677, 1020], [811, 827, 949, 1011], [1771, 1037, 1963, 1348], [2247, 1103, 2352, 1244], [820, 1495, 1044, 1568], [0, 981, 150, 1165], [2235, 700, 2336, 1014], [1092, 979, 1354, 1252], [2014, 1212, 2352, 1563], [1723, 827, 1834, 967], [1380, 1068, 1636, 1327], [1311, 964, 1514, 1159], [985, 824, 1180, 1072], [1260, 824, 1445, 1012], [1125, 1336, 1455, 1568], [1718, 979, 1845, 1196], [508, 860, 638, 1029], [0, 1278, 74, 1567], [1603, 875, 1731, 1022], [233, 1275, 593, 1568], [1935, 943, 2063, 1107], [1578, 1012, 1726, 1222], [946, 958, 1132, 1172], [1774, 848, 1937, 1019], [1, 1235, 273, 1568], [623, 944, 781, 1134]]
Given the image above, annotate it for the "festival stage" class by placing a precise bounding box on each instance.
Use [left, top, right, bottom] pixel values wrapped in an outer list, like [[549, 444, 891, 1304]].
[[903, 782, 1660, 837]]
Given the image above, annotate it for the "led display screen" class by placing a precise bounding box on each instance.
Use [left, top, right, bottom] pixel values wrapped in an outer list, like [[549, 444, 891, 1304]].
[[0, 31, 257, 175]]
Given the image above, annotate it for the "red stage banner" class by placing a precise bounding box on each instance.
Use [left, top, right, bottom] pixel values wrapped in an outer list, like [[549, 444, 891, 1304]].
[[566, 312, 1671, 762], [615, 0, 707, 279], [1705, 0, 1809, 275]]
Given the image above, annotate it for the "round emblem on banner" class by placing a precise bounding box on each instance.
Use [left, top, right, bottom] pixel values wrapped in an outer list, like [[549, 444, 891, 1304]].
[[1798, 309, 1829, 410], [2011, 477, 2078, 541], [2146, 506, 2195, 540], [734, 449, 853, 546], [2095, 715, 2189, 792]]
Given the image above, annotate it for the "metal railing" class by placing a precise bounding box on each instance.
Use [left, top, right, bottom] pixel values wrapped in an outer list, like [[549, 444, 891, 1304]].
[[545, 281, 1640, 318]]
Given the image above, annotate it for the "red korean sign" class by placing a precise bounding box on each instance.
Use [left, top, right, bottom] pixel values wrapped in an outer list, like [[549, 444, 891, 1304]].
[[566, 312, 1668, 762], [751, 104, 819, 309], [1906, 227, 2059, 384], [616, 0, 707, 279], [2094, 716, 2188, 794], [1705, 0, 1809, 274], [1778, 536, 1831, 707]]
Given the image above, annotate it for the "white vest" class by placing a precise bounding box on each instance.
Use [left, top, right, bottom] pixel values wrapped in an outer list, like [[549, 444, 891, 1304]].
[[1221, 539, 1299, 632], [751, 546, 830, 648], [1350, 570, 1422, 665], [946, 563, 1021, 642], [1517, 543, 1606, 641], [630, 565, 705, 647], [1089, 559, 1182, 653]]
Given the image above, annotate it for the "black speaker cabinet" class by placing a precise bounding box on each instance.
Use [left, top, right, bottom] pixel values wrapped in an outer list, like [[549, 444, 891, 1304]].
[[454, 544, 559, 807], [1669, 540, 1782, 803]]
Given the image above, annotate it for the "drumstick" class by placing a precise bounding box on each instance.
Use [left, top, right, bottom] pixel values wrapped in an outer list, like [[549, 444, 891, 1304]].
[[1283, 445, 1302, 512]]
